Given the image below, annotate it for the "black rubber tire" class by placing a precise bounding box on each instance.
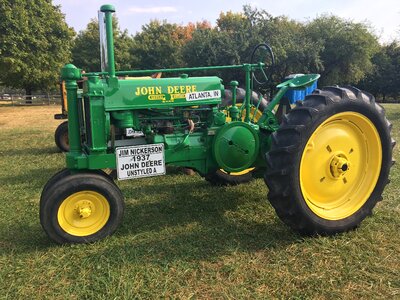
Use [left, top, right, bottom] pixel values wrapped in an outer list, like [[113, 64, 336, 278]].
[[54, 121, 69, 152], [264, 86, 395, 235], [205, 88, 267, 186], [40, 168, 72, 208], [205, 170, 254, 186], [40, 168, 117, 211], [221, 87, 268, 110], [40, 172, 124, 244]]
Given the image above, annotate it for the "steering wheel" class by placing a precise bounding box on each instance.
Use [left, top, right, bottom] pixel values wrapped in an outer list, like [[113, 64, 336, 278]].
[[250, 43, 275, 86]]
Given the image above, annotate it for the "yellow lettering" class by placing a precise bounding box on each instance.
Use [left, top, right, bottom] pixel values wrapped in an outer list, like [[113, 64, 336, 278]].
[[140, 87, 148, 95], [166, 85, 196, 95], [170, 93, 185, 100], [148, 94, 166, 100], [135, 86, 163, 96]]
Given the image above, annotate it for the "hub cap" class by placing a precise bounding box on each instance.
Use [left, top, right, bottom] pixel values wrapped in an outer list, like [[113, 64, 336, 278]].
[[330, 153, 350, 178], [57, 191, 110, 236]]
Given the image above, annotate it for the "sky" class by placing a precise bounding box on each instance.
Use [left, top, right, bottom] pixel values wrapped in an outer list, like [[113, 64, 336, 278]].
[[53, 0, 400, 43]]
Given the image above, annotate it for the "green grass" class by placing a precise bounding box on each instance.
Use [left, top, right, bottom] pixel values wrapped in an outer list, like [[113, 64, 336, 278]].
[[0, 105, 399, 299]]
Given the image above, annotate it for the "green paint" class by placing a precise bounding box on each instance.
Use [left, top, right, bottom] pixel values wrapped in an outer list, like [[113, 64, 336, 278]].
[[213, 122, 259, 172], [244, 64, 252, 122], [59, 4, 320, 177], [100, 5, 116, 77], [102, 76, 223, 111]]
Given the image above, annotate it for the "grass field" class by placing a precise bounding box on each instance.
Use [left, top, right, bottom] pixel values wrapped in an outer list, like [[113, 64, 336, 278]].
[[0, 105, 399, 299]]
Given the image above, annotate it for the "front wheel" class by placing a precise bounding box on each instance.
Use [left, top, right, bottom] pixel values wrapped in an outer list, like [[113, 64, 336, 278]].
[[54, 121, 69, 152], [40, 172, 124, 244], [265, 86, 395, 235]]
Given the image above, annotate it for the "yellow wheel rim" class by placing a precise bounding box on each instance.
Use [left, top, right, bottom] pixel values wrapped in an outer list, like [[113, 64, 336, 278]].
[[300, 112, 382, 220], [222, 103, 262, 175], [57, 191, 110, 236]]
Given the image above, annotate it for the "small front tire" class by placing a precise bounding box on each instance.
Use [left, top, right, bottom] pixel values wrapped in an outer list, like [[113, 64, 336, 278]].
[[54, 121, 69, 152], [40, 172, 124, 244]]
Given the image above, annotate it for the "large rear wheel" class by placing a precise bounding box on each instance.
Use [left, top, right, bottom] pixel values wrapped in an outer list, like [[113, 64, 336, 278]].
[[265, 86, 395, 235]]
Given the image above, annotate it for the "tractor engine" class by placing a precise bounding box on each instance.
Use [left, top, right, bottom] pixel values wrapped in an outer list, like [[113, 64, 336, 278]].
[[75, 73, 252, 176], [93, 75, 224, 134]]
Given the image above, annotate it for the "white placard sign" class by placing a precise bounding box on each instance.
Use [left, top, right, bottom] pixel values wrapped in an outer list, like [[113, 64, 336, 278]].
[[186, 90, 221, 101], [116, 144, 165, 180]]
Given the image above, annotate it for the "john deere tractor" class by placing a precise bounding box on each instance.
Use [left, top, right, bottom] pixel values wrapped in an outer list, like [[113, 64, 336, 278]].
[[40, 4, 395, 244]]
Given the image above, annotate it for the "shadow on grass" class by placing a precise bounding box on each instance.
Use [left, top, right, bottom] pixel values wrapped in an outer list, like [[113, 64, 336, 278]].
[[0, 166, 63, 190], [1, 178, 301, 263], [97, 180, 302, 263], [0, 223, 55, 255]]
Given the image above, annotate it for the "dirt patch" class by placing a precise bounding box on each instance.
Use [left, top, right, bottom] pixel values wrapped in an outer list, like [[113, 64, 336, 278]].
[[0, 106, 62, 131]]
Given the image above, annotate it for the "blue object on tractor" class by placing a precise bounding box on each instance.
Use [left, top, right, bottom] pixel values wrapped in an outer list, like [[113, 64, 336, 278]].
[[283, 74, 318, 104]]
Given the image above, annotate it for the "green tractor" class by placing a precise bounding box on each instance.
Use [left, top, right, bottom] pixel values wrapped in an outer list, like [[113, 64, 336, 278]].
[[40, 4, 395, 244]]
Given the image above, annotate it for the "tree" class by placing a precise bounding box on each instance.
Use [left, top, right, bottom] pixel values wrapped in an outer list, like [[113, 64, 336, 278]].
[[183, 7, 323, 93], [242, 6, 323, 83], [381, 42, 400, 100], [358, 42, 400, 101], [305, 16, 379, 86], [183, 11, 256, 83], [72, 17, 134, 72], [0, 0, 74, 95], [131, 20, 198, 69]]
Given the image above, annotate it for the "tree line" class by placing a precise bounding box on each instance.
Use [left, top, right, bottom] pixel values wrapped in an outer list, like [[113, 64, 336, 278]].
[[1, 0, 399, 101]]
